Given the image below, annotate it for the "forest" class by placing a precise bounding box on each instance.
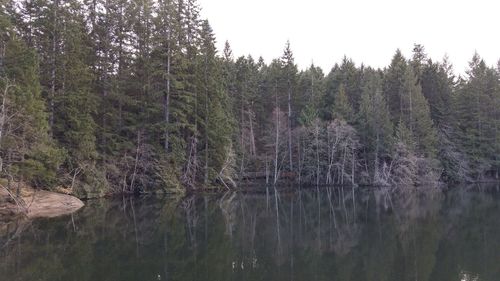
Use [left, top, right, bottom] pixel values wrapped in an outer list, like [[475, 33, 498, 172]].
[[0, 0, 499, 197]]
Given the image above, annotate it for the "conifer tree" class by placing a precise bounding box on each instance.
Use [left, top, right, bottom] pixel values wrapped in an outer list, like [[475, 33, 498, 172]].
[[196, 20, 234, 184], [296, 64, 324, 116], [358, 69, 393, 182], [323, 57, 362, 119], [280, 41, 297, 172], [0, 14, 63, 186], [455, 53, 500, 178], [402, 66, 437, 157], [383, 50, 407, 123], [4, 0, 500, 191], [332, 83, 353, 121]]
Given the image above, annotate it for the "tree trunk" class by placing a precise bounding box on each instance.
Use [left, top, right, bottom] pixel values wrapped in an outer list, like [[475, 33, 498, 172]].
[[163, 2, 171, 153], [163, 54, 171, 152], [287, 80, 293, 171], [239, 81, 246, 177], [265, 154, 269, 184], [374, 133, 380, 183], [129, 130, 142, 192], [49, 0, 58, 134], [248, 110, 256, 156], [117, 0, 125, 131], [409, 85, 413, 132], [274, 82, 280, 185], [204, 55, 209, 184], [0, 80, 14, 149], [0, 37, 4, 74], [101, 0, 111, 147], [315, 123, 320, 186], [341, 147, 347, 185], [351, 148, 355, 185]]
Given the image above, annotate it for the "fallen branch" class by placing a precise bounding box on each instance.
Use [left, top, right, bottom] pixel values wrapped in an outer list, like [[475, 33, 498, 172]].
[[0, 183, 27, 214]]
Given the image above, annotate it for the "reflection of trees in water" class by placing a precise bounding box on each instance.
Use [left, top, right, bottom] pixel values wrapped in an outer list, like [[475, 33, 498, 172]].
[[0, 197, 177, 281], [180, 196, 199, 252], [1, 185, 500, 281], [215, 186, 409, 278], [219, 186, 500, 281], [218, 192, 238, 238]]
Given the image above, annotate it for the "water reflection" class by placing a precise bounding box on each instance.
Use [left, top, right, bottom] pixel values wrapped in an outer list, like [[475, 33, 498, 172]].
[[1, 185, 500, 281]]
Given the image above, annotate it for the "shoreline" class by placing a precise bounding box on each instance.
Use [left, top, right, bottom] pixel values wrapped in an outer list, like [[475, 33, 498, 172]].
[[2, 180, 498, 221]]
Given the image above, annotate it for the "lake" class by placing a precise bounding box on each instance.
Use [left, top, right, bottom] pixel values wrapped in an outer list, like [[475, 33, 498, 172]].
[[1, 185, 500, 281]]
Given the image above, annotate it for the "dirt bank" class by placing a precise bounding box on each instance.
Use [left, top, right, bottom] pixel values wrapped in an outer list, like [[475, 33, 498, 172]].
[[0, 186, 84, 219]]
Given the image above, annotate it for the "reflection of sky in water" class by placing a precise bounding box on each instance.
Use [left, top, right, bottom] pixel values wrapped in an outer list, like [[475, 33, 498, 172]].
[[460, 270, 480, 281], [1, 185, 500, 281]]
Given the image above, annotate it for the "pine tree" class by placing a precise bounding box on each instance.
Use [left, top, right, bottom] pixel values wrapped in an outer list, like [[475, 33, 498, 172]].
[[402, 66, 437, 157], [383, 50, 437, 158], [455, 53, 500, 179], [358, 69, 393, 182], [395, 119, 415, 151], [280, 41, 297, 172], [296, 64, 324, 117], [410, 44, 426, 84], [323, 57, 362, 119], [1, 14, 63, 186], [231, 55, 263, 177], [383, 49, 407, 123], [420, 60, 454, 126], [196, 20, 234, 184], [4, 0, 500, 192], [53, 2, 99, 189], [332, 83, 353, 121]]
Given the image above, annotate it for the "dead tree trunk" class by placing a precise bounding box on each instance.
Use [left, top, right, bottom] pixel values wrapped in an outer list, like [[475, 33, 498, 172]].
[[351, 147, 356, 185], [0, 79, 14, 148], [248, 109, 256, 157], [0, 35, 4, 74], [129, 130, 142, 192]]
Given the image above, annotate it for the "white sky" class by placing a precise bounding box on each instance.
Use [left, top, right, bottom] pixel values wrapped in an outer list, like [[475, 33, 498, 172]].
[[198, 0, 500, 74]]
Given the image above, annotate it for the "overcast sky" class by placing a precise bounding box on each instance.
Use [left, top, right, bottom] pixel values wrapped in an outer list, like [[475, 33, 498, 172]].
[[197, 0, 500, 74]]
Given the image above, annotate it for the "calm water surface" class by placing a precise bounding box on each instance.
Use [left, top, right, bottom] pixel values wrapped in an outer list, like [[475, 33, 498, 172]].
[[1, 185, 500, 281]]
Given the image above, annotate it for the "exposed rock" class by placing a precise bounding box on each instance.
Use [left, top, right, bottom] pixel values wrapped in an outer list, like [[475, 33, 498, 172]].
[[0, 187, 84, 219]]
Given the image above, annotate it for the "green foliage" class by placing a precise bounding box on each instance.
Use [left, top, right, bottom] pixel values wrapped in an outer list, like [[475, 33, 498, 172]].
[[323, 57, 362, 119], [2, 0, 499, 193], [299, 104, 319, 126], [0, 20, 63, 187], [357, 70, 394, 181], [454, 53, 500, 179], [19, 144, 66, 187], [403, 66, 437, 157], [396, 120, 415, 151], [296, 64, 324, 120], [383, 50, 407, 123], [332, 84, 353, 121]]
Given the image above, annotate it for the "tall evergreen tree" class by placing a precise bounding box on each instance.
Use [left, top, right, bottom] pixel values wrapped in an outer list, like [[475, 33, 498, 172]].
[[456, 53, 500, 179], [402, 66, 437, 157], [332, 83, 353, 121], [0, 12, 63, 186], [280, 41, 297, 171], [383, 49, 407, 124], [358, 69, 393, 182]]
